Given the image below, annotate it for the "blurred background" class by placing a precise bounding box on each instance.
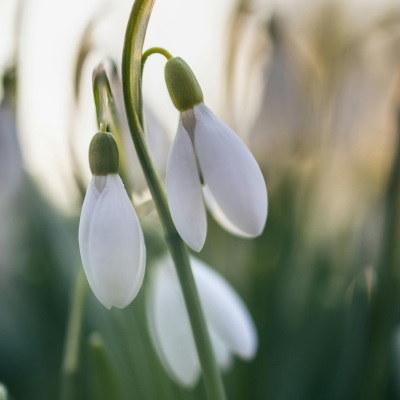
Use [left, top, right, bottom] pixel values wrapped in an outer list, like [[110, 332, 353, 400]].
[[1, 0, 400, 399]]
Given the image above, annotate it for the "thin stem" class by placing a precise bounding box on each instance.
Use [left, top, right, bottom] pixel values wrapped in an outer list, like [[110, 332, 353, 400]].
[[125, 106, 226, 400], [121, 1, 226, 399], [122, 0, 154, 128], [92, 63, 132, 193], [99, 122, 107, 133], [59, 268, 88, 400], [141, 47, 173, 71], [166, 232, 227, 400], [93, 64, 115, 130]]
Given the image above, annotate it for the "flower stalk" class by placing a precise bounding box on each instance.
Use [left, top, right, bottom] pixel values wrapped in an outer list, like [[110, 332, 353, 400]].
[[141, 47, 173, 71], [122, 1, 226, 399], [92, 64, 132, 192]]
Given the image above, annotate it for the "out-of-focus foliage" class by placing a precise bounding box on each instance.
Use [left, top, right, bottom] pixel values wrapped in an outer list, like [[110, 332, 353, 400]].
[[224, 1, 400, 399]]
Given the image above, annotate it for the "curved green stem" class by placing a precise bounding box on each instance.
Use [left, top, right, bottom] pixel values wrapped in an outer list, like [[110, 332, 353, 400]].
[[122, 0, 154, 128], [92, 63, 132, 193], [122, 1, 226, 399], [141, 47, 173, 72]]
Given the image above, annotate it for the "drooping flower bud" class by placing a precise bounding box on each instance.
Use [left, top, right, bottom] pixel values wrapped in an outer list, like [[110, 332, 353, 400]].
[[89, 131, 119, 175], [164, 57, 204, 112]]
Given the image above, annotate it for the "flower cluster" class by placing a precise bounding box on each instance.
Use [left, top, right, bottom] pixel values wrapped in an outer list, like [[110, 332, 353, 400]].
[[78, 55, 267, 385], [79, 57, 267, 309]]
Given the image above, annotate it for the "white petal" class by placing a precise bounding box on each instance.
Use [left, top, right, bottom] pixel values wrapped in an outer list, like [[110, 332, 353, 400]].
[[78, 174, 146, 309], [208, 326, 233, 371], [194, 103, 268, 237], [192, 257, 258, 360], [145, 105, 170, 182], [166, 120, 207, 252], [78, 177, 101, 294], [203, 186, 253, 237], [147, 257, 200, 387], [181, 108, 196, 140]]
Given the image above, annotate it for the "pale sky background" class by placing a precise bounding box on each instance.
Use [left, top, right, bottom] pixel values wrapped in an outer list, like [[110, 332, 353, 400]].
[[0, 0, 398, 214]]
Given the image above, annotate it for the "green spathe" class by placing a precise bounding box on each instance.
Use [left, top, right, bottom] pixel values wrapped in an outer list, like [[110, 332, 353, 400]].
[[165, 57, 203, 112], [89, 131, 119, 175]]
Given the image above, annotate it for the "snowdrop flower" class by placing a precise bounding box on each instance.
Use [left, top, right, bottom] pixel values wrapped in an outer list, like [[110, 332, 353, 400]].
[[164, 57, 268, 251], [79, 130, 146, 309], [147, 255, 257, 387]]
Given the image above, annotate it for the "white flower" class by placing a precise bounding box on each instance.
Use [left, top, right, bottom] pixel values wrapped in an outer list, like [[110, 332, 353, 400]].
[[146, 255, 258, 387], [79, 174, 146, 309], [166, 103, 268, 252]]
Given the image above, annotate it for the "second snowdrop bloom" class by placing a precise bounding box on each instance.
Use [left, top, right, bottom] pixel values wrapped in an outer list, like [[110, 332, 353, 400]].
[[165, 57, 268, 252], [79, 131, 146, 309], [147, 255, 258, 387]]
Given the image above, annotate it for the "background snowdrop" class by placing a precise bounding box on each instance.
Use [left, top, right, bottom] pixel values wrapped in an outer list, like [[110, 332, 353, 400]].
[[147, 255, 257, 387]]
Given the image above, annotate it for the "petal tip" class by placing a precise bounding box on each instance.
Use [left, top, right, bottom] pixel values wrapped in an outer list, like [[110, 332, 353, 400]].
[[99, 299, 112, 310], [186, 235, 205, 252]]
